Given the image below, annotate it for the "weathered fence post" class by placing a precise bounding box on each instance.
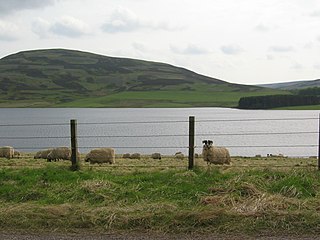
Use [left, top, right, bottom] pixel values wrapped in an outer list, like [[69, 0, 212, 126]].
[[188, 116, 195, 170], [70, 119, 80, 171], [318, 114, 320, 171]]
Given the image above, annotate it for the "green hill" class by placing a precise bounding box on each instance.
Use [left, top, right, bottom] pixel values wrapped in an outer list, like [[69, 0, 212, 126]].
[[0, 49, 284, 107], [258, 79, 320, 90]]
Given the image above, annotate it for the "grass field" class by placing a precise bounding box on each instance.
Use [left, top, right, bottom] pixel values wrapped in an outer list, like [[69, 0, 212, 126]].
[[0, 154, 320, 236]]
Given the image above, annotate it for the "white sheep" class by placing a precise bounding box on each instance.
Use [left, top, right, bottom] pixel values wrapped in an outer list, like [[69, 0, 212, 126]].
[[151, 153, 161, 160], [175, 152, 184, 160], [85, 148, 115, 164], [130, 153, 141, 160], [34, 149, 53, 159], [0, 146, 14, 159], [202, 140, 231, 165], [123, 153, 131, 159], [47, 147, 72, 162]]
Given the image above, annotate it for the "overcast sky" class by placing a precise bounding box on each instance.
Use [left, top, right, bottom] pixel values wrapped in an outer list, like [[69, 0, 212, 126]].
[[0, 0, 320, 84]]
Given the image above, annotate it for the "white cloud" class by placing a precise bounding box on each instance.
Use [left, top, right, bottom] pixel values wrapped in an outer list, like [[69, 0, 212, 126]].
[[291, 62, 303, 70], [309, 10, 320, 17], [254, 23, 270, 32], [269, 46, 295, 52], [314, 64, 320, 70], [0, 20, 19, 41], [220, 45, 243, 55], [32, 16, 90, 38], [132, 42, 147, 52], [50, 16, 90, 37], [170, 44, 210, 55], [32, 18, 51, 38], [0, 0, 56, 15], [101, 7, 182, 33]]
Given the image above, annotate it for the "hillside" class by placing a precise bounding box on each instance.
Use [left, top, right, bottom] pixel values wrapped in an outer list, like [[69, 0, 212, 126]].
[[258, 79, 320, 90], [0, 49, 284, 107]]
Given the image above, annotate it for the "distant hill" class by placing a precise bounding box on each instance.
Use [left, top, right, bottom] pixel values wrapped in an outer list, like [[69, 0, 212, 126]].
[[0, 49, 285, 107], [258, 79, 320, 90]]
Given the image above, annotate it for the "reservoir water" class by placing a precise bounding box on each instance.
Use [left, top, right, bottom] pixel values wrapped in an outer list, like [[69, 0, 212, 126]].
[[0, 108, 318, 157]]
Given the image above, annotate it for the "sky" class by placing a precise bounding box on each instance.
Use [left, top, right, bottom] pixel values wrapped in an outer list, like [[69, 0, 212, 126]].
[[0, 0, 320, 85]]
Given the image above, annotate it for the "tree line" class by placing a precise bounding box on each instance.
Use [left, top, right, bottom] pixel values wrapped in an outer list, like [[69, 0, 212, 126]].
[[238, 87, 320, 109]]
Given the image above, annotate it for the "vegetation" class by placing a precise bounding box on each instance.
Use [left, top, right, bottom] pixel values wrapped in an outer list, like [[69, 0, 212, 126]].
[[0, 49, 286, 108], [238, 94, 320, 109], [0, 155, 319, 236]]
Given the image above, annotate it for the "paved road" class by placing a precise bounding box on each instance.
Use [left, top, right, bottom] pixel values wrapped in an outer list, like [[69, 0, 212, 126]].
[[1, 233, 320, 240]]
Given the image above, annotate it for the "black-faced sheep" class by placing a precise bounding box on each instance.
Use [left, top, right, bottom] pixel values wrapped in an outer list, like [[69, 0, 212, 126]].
[[202, 140, 231, 165], [85, 148, 115, 164]]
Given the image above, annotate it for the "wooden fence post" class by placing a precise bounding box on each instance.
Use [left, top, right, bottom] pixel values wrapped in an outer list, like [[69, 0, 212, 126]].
[[70, 119, 80, 171], [318, 114, 320, 171], [188, 116, 195, 170]]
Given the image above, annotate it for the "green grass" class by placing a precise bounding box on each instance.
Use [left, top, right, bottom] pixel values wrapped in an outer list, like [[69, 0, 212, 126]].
[[0, 155, 320, 235], [55, 89, 286, 108], [274, 104, 320, 110]]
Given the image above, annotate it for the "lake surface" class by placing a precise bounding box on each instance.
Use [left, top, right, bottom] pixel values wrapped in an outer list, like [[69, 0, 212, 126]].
[[0, 108, 318, 157]]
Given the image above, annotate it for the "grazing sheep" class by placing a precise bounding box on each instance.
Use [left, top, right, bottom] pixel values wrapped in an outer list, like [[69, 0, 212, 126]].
[[130, 153, 141, 160], [34, 149, 53, 159], [85, 148, 115, 164], [202, 140, 231, 165], [13, 150, 21, 159], [0, 146, 14, 159], [151, 153, 161, 160], [47, 147, 72, 162], [123, 153, 131, 159], [175, 152, 184, 160]]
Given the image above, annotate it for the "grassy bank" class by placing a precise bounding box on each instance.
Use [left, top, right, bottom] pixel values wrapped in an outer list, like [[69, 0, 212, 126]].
[[0, 156, 320, 235]]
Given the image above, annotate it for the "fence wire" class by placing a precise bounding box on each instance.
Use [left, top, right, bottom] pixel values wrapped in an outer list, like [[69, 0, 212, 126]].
[[0, 116, 319, 170]]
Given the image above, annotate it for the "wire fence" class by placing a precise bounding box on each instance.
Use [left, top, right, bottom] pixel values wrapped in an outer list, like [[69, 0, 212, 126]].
[[0, 115, 319, 169]]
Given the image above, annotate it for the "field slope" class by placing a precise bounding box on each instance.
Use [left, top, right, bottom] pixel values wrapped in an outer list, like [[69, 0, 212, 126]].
[[0, 49, 285, 107], [0, 155, 319, 236]]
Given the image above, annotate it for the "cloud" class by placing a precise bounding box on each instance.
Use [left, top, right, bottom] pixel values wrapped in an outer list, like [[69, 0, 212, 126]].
[[32, 16, 90, 38], [314, 64, 320, 70], [50, 16, 90, 37], [220, 45, 243, 55], [309, 10, 320, 17], [291, 62, 303, 70], [101, 7, 182, 33], [32, 18, 51, 38], [254, 23, 270, 32], [132, 42, 147, 52], [170, 44, 210, 55], [269, 46, 295, 52], [0, 20, 19, 41], [0, 0, 56, 15]]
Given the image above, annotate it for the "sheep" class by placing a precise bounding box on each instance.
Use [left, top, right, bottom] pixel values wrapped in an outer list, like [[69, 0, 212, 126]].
[[13, 150, 21, 159], [123, 153, 131, 159], [34, 149, 53, 160], [151, 153, 161, 160], [130, 153, 141, 160], [85, 148, 115, 164], [0, 146, 14, 159], [47, 147, 72, 162], [202, 140, 231, 165], [175, 152, 184, 160]]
